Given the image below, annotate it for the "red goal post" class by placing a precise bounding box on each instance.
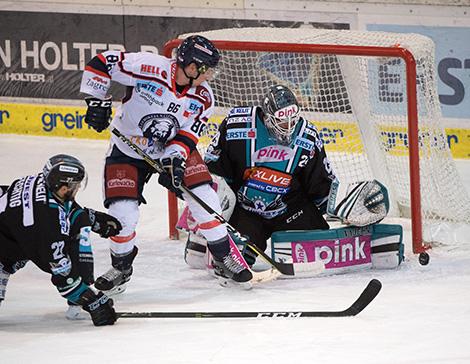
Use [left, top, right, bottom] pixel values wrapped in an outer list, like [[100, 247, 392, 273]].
[[163, 29, 470, 255]]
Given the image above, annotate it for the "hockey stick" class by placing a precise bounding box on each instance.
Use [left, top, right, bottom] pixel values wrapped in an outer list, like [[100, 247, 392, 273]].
[[111, 128, 323, 277], [116, 279, 381, 318]]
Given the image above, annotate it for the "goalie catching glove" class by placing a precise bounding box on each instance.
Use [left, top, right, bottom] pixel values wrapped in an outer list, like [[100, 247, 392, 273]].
[[84, 97, 112, 132], [326, 179, 390, 226], [158, 153, 186, 197]]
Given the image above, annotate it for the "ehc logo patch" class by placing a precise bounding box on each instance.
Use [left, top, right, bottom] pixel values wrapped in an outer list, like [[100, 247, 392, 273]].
[[253, 145, 293, 163]]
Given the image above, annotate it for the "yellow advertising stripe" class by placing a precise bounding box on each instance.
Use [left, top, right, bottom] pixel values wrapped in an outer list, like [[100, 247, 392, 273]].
[[0, 102, 469, 159], [0, 102, 109, 140]]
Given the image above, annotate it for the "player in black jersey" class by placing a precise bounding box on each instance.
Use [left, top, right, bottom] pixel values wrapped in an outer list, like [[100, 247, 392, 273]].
[[0, 154, 122, 326], [180, 85, 334, 267], [183, 85, 392, 271]]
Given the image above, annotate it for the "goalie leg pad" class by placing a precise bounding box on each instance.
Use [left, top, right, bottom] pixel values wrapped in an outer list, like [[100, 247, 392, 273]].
[[184, 232, 208, 270], [271, 223, 403, 276], [371, 224, 404, 269]]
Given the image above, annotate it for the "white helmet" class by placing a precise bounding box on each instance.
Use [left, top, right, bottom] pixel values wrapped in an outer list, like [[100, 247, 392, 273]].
[[262, 85, 300, 145]]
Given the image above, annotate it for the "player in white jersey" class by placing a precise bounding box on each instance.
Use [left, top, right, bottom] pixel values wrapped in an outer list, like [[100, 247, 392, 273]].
[[80, 35, 252, 293]]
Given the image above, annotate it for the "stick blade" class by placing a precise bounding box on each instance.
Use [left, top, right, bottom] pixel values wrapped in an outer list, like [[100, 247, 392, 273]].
[[342, 278, 382, 316]]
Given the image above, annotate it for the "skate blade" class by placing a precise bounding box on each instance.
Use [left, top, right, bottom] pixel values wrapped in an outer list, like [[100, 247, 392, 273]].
[[216, 276, 253, 290], [251, 268, 281, 284], [96, 283, 128, 297]]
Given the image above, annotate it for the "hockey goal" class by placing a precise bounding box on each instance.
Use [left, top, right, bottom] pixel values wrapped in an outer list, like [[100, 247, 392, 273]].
[[163, 28, 470, 254]]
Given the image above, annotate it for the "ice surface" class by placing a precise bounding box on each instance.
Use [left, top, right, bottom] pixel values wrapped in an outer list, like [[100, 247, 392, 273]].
[[1, 135, 469, 364]]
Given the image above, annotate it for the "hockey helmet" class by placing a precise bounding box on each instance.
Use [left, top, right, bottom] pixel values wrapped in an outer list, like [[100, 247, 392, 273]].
[[176, 35, 220, 75], [262, 85, 301, 145], [43, 154, 87, 199]]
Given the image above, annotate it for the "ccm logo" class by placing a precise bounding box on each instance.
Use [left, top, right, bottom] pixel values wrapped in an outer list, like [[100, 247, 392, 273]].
[[257, 312, 302, 318], [87, 99, 112, 108], [286, 209, 303, 223]]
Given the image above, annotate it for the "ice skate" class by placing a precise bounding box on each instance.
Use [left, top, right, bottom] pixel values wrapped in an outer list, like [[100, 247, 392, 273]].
[[212, 253, 253, 289], [94, 247, 137, 296], [94, 266, 133, 296]]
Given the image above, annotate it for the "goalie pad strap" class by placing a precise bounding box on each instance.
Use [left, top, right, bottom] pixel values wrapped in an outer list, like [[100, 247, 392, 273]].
[[186, 240, 207, 254], [371, 243, 401, 254]]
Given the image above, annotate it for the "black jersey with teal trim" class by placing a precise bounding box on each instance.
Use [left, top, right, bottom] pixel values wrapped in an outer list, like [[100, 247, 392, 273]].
[[0, 173, 92, 299], [205, 106, 335, 219]]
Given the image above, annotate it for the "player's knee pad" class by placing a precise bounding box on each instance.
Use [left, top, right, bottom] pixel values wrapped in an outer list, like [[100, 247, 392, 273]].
[[186, 184, 223, 217], [212, 176, 236, 221], [108, 199, 139, 236], [176, 178, 235, 234], [108, 200, 139, 255], [184, 232, 208, 269], [186, 184, 228, 242]]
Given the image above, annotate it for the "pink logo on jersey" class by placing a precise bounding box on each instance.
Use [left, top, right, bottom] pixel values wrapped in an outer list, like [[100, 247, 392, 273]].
[[291, 235, 371, 268], [253, 145, 293, 163], [274, 104, 299, 119]]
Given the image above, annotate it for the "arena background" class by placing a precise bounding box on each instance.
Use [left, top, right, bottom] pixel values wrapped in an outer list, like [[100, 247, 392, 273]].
[[0, 0, 469, 158]]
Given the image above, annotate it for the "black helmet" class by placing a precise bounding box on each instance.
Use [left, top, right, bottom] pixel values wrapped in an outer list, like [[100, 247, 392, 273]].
[[262, 85, 301, 145], [176, 35, 220, 72], [43, 154, 86, 198]]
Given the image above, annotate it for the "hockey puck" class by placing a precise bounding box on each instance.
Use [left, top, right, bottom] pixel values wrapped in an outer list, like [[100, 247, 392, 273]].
[[418, 252, 430, 266]]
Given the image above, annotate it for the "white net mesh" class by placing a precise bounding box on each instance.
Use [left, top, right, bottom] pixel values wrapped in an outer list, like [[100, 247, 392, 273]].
[[179, 28, 470, 246]]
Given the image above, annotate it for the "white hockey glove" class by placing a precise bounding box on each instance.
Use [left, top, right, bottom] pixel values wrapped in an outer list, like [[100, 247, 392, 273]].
[[326, 179, 390, 226]]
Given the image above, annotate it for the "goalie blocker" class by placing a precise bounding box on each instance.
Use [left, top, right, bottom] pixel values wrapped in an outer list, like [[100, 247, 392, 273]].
[[271, 224, 404, 276]]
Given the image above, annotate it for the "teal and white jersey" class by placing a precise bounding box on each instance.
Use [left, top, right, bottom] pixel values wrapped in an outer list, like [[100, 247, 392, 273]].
[[205, 106, 335, 219]]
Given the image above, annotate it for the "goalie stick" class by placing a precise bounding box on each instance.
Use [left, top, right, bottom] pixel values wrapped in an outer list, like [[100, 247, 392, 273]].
[[116, 279, 381, 318], [112, 128, 324, 277]]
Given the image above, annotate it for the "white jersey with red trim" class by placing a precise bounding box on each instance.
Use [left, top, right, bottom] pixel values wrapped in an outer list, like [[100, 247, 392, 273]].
[[80, 51, 215, 160]]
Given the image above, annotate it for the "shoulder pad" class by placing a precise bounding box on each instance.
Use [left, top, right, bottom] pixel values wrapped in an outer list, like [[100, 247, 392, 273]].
[[302, 120, 322, 141], [194, 84, 213, 109]]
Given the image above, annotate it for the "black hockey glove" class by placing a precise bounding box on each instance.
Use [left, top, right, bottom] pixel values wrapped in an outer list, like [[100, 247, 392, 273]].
[[78, 289, 117, 326], [158, 154, 186, 197], [84, 97, 112, 132], [85, 208, 122, 238]]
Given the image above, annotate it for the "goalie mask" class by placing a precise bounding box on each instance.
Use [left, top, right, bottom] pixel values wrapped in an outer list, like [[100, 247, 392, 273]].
[[177, 35, 220, 80], [43, 154, 87, 201], [262, 85, 301, 145]]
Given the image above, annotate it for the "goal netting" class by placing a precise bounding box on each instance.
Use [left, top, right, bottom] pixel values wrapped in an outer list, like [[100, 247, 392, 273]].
[[164, 28, 470, 253]]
